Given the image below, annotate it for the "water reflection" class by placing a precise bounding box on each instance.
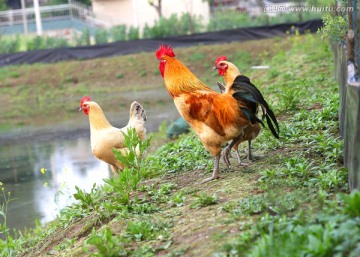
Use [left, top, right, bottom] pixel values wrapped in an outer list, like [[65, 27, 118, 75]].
[[0, 136, 111, 232]]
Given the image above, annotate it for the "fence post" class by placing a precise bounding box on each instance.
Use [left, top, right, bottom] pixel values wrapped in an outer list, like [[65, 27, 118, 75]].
[[345, 0, 360, 191], [351, 0, 360, 77], [33, 0, 43, 35], [344, 81, 360, 191], [69, 0, 73, 20], [21, 0, 28, 34]]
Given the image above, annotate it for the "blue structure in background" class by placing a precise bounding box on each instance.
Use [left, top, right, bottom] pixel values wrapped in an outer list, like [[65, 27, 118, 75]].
[[0, 18, 96, 35]]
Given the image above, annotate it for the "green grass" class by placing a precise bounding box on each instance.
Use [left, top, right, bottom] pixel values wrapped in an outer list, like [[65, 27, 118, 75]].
[[0, 33, 354, 257]]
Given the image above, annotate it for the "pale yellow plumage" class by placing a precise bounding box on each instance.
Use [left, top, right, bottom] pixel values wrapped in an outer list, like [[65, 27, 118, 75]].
[[81, 100, 147, 173]]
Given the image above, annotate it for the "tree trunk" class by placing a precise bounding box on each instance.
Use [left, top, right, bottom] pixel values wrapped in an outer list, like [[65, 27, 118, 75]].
[[149, 0, 162, 18]]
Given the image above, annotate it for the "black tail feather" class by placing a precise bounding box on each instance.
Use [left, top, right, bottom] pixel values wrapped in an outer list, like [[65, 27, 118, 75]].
[[265, 114, 279, 139], [267, 108, 280, 134], [240, 107, 265, 127], [232, 75, 279, 139]]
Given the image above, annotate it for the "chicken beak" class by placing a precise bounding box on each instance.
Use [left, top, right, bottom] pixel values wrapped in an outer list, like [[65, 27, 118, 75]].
[[79, 107, 83, 112], [212, 66, 218, 70]]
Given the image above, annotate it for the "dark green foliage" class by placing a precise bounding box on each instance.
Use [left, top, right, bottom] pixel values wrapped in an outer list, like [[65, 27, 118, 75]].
[[74, 28, 91, 46], [45, 37, 69, 48], [94, 29, 109, 44], [26, 36, 45, 51], [207, 12, 256, 31], [127, 26, 139, 40], [0, 35, 20, 54], [110, 25, 127, 41], [340, 190, 360, 217], [142, 13, 203, 39]]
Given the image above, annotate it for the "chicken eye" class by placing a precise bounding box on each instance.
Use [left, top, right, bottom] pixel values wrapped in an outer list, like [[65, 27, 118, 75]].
[[136, 105, 140, 111]]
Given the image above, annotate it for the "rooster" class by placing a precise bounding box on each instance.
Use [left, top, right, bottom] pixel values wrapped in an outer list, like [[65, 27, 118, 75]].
[[79, 96, 147, 173], [217, 80, 261, 165], [155, 44, 264, 182], [213, 56, 280, 163]]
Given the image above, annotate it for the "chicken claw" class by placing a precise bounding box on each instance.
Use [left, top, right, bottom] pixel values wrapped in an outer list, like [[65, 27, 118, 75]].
[[202, 155, 221, 183], [222, 145, 232, 167]]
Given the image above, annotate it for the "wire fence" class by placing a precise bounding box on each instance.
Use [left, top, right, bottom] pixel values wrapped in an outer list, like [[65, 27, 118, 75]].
[[0, 1, 108, 29]]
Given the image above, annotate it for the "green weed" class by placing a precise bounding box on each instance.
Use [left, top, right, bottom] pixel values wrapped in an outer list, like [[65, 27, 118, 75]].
[[170, 192, 186, 207], [125, 219, 171, 241], [0, 182, 18, 255], [339, 190, 360, 217], [190, 193, 218, 209], [145, 132, 212, 173], [73, 183, 101, 210], [104, 128, 153, 205], [87, 227, 127, 257]]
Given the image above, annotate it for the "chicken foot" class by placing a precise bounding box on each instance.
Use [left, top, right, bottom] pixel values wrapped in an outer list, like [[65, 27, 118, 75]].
[[234, 149, 241, 164], [202, 154, 221, 183], [234, 140, 253, 166]]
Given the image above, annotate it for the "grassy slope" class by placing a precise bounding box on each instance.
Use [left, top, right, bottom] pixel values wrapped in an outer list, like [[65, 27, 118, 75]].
[[1, 34, 356, 257], [0, 37, 287, 132]]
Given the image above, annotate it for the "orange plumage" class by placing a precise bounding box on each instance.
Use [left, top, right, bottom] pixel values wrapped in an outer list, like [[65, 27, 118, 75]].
[[156, 45, 251, 182]]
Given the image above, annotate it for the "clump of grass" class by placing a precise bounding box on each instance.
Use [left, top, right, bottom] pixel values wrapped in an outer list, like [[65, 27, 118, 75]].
[[145, 132, 212, 174], [125, 219, 171, 241], [190, 193, 218, 209], [86, 227, 127, 257], [116, 73, 124, 79]]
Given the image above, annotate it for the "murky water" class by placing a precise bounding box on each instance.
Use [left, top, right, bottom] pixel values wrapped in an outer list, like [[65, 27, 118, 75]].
[[1, 136, 111, 232], [0, 89, 180, 233]]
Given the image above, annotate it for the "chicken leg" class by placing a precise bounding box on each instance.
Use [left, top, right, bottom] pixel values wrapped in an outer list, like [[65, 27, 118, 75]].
[[222, 133, 244, 167], [202, 154, 221, 183], [247, 140, 253, 161]]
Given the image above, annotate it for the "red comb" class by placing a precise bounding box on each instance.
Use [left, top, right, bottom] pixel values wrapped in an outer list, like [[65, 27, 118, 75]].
[[156, 44, 175, 59], [80, 96, 91, 105], [215, 56, 227, 65]]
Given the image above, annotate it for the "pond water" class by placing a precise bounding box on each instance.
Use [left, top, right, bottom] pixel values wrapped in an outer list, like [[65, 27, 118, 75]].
[[0, 137, 111, 232], [0, 89, 180, 233]]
